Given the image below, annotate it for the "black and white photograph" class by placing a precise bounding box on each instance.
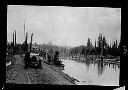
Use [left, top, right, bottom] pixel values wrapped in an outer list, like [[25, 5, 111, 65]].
[[6, 5, 121, 86]]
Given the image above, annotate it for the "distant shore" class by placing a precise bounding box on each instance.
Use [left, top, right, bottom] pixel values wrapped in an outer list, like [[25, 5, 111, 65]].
[[60, 55, 120, 66]]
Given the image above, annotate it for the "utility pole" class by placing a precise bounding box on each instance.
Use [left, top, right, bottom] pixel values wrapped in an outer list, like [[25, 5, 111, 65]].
[[30, 33, 33, 53]]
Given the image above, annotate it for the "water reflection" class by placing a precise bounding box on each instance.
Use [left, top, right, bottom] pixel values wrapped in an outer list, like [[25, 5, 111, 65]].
[[62, 59, 120, 86], [85, 61, 90, 71], [109, 63, 111, 67], [97, 62, 104, 76]]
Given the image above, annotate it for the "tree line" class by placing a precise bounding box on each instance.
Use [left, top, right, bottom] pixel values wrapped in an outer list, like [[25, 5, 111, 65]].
[[69, 33, 120, 58], [7, 32, 120, 58]]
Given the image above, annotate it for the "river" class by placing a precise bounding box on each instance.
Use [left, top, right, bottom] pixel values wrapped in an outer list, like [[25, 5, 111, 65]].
[[61, 59, 120, 86]]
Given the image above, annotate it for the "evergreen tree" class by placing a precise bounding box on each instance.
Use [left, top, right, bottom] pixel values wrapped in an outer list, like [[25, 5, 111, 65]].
[[87, 38, 91, 47], [112, 40, 117, 56], [115, 39, 118, 49], [94, 40, 97, 55], [102, 36, 108, 56], [86, 38, 93, 55], [97, 33, 103, 56]]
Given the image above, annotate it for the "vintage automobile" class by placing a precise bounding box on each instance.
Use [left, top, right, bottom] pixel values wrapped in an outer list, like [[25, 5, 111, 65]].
[[24, 53, 42, 69], [29, 54, 42, 69]]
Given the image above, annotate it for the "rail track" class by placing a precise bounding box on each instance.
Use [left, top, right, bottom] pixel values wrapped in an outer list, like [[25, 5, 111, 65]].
[[39, 57, 77, 84], [40, 67, 62, 84], [44, 62, 78, 84]]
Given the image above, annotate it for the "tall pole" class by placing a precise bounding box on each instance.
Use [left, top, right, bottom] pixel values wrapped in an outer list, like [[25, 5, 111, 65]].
[[24, 32, 28, 53], [30, 33, 33, 53]]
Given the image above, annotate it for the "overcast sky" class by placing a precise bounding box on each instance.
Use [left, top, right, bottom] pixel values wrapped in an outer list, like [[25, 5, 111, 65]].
[[7, 5, 121, 47]]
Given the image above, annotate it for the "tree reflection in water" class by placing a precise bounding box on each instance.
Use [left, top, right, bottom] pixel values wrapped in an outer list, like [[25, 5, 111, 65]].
[[94, 62, 96, 67], [109, 63, 111, 67], [85, 59, 90, 71], [97, 62, 104, 76]]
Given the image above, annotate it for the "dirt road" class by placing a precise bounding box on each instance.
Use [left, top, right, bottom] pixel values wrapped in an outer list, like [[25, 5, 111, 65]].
[[6, 55, 76, 84]]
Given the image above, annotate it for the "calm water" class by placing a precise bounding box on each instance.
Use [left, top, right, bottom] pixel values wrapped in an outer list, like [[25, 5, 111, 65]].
[[61, 59, 120, 86]]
